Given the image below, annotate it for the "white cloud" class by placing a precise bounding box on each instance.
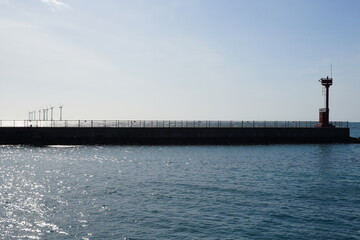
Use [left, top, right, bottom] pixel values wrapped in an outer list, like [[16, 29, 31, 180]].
[[0, 0, 10, 5], [41, 0, 69, 8]]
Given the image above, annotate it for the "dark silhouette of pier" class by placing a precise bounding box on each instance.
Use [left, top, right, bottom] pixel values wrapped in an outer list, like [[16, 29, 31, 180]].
[[0, 120, 350, 145]]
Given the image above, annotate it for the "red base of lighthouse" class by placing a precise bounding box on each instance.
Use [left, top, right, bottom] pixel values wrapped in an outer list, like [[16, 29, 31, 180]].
[[316, 109, 334, 128]]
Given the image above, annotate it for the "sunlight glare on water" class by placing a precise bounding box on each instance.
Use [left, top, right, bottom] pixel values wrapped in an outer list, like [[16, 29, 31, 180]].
[[0, 143, 360, 239]]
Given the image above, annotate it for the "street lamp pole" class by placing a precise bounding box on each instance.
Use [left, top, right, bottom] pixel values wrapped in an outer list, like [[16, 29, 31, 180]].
[[59, 105, 63, 121], [50, 106, 54, 121]]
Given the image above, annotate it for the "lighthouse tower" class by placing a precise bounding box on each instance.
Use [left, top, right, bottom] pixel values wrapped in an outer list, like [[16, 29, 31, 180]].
[[316, 76, 334, 128]]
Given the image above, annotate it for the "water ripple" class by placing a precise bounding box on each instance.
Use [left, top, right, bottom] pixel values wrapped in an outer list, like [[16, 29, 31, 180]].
[[0, 144, 360, 239]]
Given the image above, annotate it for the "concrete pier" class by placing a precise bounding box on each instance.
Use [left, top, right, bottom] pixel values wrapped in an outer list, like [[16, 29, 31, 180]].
[[0, 127, 350, 145]]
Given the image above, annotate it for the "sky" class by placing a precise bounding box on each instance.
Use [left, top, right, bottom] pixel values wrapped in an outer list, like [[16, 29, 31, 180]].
[[0, 0, 360, 121]]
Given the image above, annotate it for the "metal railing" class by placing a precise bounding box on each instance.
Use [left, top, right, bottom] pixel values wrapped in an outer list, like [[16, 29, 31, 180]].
[[0, 120, 349, 128]]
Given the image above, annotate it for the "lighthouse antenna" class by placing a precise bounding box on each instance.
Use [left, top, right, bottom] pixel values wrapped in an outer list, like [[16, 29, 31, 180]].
[[330, 64, 333, 78]]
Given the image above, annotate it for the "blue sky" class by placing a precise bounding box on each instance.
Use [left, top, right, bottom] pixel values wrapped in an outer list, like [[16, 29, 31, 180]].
[[1, 0, 359, 121]]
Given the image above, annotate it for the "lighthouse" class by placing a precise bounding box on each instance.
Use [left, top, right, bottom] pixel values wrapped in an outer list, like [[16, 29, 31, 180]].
[[316, 76, 334, 128]]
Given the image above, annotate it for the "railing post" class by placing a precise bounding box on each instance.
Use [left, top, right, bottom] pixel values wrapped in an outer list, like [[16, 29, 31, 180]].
[[253, 121, 255, 128]]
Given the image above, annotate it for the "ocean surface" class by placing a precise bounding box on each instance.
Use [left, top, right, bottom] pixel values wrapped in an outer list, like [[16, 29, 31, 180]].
[[0, 124, 360, 240]]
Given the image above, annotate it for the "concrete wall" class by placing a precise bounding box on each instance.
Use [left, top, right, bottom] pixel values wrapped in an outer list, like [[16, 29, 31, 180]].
[[0, 127, 350, 145]]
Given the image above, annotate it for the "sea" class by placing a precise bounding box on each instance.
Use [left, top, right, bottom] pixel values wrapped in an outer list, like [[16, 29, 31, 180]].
[[0, 123, 360, 240]]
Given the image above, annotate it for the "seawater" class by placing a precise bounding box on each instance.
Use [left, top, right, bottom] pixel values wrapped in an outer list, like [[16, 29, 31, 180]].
[[0, 125, 360, 240], [349, 122, 360, 138]]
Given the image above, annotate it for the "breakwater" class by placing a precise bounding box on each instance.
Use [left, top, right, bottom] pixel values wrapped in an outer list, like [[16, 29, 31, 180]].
[[0, 126, 350, 145]]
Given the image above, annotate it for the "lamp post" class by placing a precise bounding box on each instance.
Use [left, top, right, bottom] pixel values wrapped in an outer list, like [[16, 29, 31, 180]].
[[46, 108, 49, 121], [59, 105, 63, 121], [50, 106, 54, 121]]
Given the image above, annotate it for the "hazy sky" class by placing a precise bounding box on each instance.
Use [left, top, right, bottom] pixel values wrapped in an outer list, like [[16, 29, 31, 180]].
[[1, 0, 360, 121]]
